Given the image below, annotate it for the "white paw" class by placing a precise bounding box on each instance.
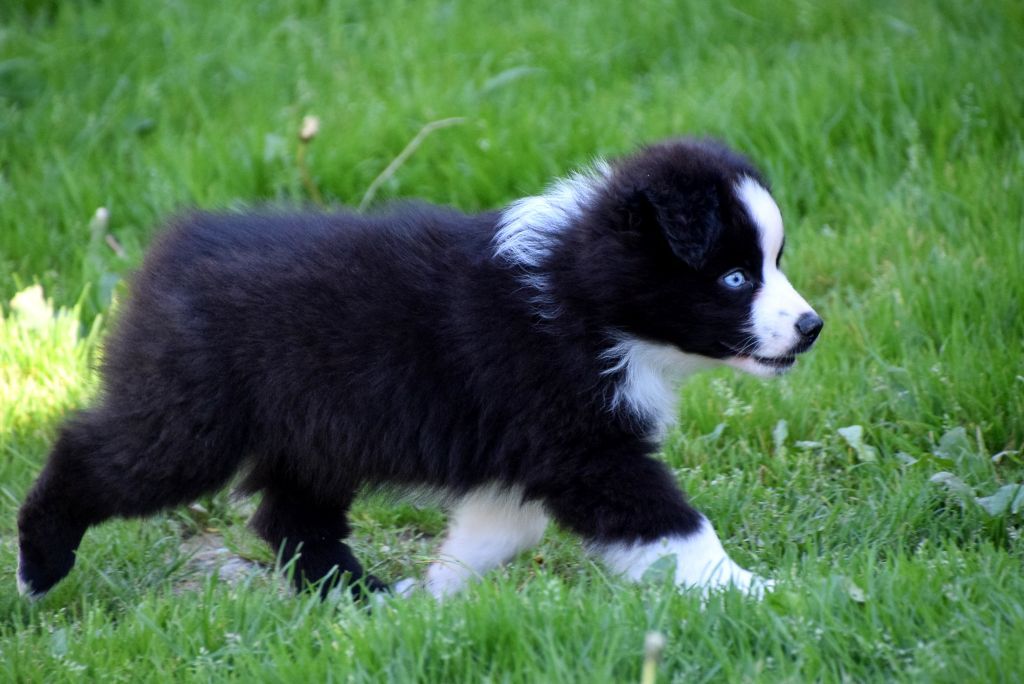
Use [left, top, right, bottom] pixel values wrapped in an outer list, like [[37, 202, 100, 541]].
[[597, 518, 775, 600], [366, 579, 420, 609], [392, 577, 420, 597], [687, 559, 775, 598], [391, 575, 464, 601], [749, 575, 776, 598], [395, 570, 467, 600], [16, 552, 45, 602]]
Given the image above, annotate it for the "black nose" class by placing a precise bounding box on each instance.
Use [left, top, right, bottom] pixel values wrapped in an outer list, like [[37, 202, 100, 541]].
[[795, 312, 824, 343]]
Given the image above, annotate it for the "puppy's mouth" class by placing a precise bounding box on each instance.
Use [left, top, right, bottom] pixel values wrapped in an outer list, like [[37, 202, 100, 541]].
[[721, 344, 803, 377], [751, 354, 797, 370]]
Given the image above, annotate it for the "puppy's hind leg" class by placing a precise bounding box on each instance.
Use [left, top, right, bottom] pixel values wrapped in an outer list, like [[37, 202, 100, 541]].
[[415, 485, 549, 598], [249, 480, 385, 599], [17, 409, 247, 599], [16, 426, 92, 599]]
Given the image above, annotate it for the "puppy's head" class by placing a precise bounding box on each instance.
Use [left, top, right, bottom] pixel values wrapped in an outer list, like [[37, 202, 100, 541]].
[[604, 138, 823, 376]]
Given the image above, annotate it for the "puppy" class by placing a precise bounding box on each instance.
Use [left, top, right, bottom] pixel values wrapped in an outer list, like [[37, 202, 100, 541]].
[[17, 138, 822, 600]]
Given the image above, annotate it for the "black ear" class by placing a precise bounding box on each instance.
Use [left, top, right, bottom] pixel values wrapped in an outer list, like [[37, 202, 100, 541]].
[[628, 186, 722, 270]]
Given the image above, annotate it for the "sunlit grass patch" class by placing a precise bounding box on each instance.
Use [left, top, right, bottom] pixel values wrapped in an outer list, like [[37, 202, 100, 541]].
[[0, 286, 100, 432]]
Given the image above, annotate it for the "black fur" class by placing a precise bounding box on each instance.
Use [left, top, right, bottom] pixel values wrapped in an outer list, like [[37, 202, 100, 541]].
[[18, 138, 778, 597]]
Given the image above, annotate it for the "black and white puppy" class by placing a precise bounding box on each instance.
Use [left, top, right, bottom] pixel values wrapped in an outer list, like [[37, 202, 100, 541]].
[[17, 138, 822, 600]]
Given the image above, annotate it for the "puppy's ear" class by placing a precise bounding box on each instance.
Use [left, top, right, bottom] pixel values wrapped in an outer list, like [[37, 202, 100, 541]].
[[626, 186, 722, 270]]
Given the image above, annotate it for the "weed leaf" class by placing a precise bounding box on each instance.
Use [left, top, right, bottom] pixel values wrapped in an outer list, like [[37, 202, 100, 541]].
[[934, 427, 974, 465], [929, 472, 974, 503], [975, 483, 1024, 517], [838, 425, 878, 462], [895, 452, 918, 466]]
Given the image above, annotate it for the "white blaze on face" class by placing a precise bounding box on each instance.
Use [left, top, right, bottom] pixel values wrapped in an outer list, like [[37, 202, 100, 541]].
[[727, 177, 817, 376]]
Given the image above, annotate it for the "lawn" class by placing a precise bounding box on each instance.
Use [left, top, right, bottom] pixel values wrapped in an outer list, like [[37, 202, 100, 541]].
[[2, 0, 1023, 681]]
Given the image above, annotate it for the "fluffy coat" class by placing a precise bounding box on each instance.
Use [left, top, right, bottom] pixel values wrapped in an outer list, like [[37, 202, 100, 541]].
[[17, 138, 821, 599]]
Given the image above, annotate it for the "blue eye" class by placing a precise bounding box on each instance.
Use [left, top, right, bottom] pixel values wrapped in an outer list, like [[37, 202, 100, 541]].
[[721, 270, 749, 289]]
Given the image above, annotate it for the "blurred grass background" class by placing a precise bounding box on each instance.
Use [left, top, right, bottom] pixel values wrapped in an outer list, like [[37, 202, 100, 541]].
[[1, 0, 1022, 681]]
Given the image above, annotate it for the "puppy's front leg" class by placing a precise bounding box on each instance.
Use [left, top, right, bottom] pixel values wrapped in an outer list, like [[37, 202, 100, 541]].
[[542, 454, 770, 596], [592, 516, 772, 596]]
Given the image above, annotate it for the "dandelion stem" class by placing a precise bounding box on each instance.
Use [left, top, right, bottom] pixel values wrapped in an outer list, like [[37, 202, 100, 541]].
[[358, 117, 465, 212]]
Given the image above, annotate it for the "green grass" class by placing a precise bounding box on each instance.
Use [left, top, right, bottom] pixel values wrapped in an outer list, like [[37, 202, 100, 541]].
[[2, 0, 1023, 681]]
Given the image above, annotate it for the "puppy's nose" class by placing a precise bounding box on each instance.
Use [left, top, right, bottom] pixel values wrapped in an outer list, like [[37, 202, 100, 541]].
[[795, 312, 823, 343]]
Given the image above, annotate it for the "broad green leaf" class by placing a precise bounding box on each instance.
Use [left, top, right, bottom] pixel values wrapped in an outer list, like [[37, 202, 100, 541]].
[[976, 484, 1024, 517], [929, 472, 975, 502], [895, 452, 918, 466], [838, 425, 878, 462], [934, 427, 974, 465]]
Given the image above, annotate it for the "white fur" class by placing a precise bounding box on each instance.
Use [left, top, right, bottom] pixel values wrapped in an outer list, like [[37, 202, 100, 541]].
[[419, 485, 549, 598], [493, 162, 611, 318], [398, 170, 796, 602], [733, 176, 816, 370], [594, 517, 770, 596], [16, 552, 42, 601], [601, 335, 715, 435], [493, 161, 611, 268]]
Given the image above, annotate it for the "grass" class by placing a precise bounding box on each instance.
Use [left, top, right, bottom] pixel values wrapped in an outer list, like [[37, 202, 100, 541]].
[[1, 0, 1023, 680]]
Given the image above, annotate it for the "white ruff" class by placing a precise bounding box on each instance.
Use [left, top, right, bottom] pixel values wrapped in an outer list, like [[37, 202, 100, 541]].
[[594, 517, 771, 596], [493, 161, 611, 268], [601, 335, 715, 435], [419, 485, 549, 598], [492, 162, 611, 318]]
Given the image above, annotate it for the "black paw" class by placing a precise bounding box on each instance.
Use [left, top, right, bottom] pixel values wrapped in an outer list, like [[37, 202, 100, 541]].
[[17, 541, 76, 600], [361, 574, 389, 594], [324, 572, 390, 601]]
